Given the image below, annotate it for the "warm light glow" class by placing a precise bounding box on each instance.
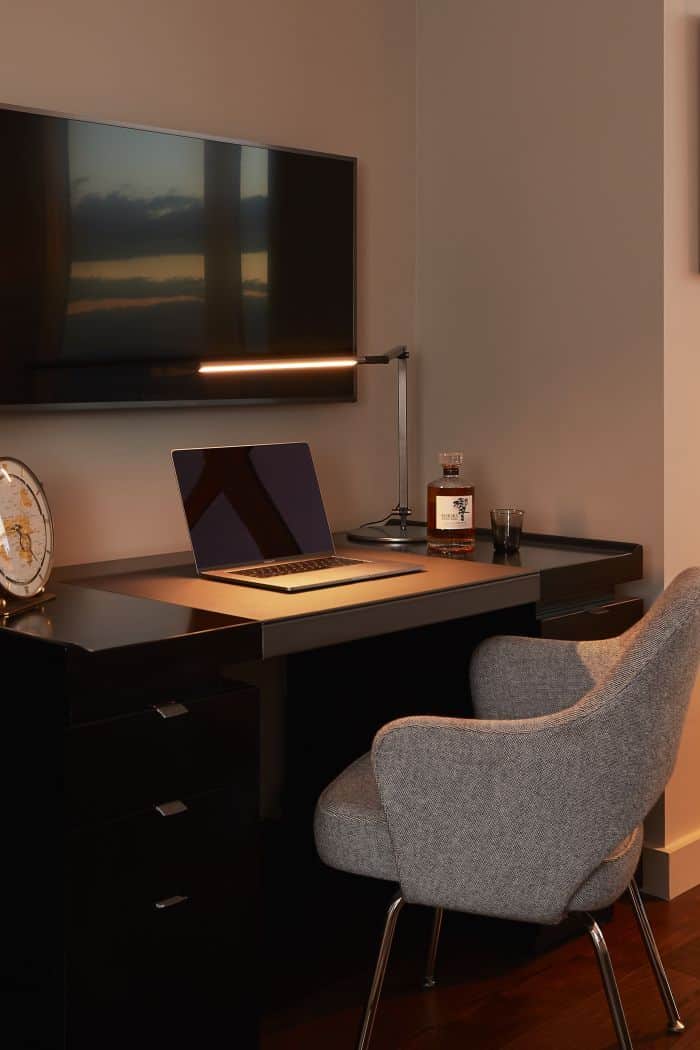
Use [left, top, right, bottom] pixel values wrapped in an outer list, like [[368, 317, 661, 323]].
[[198, 358, 358, 374]]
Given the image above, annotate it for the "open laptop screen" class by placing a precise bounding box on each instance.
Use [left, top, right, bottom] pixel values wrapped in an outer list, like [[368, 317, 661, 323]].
[[172, 443, 334, 571]]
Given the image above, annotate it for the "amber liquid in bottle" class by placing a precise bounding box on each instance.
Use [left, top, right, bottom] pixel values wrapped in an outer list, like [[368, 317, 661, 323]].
[[427, 452, 475, 553]]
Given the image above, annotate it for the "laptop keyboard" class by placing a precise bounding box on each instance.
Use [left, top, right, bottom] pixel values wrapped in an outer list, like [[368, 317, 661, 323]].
[[234, 556, 365, 579]]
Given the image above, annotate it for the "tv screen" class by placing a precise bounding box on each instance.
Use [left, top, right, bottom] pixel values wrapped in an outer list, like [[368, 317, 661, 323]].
[[0, 106, 356, 407]]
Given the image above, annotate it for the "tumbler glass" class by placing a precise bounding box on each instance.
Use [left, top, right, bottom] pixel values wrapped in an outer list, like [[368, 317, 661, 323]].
[[490, 508, 525, 553]]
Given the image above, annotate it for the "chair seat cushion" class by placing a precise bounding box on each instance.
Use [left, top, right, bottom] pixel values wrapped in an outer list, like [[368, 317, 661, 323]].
[[314, 752, 398, 882], [567, 825, 644, 912]]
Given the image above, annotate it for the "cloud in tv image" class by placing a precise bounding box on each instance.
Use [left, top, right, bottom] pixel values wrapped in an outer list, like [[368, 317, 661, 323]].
[[63, 121, 271, 360]]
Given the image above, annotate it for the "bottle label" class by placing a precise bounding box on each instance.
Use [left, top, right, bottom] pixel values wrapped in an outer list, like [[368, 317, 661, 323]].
[[435, 494, 473, 530]]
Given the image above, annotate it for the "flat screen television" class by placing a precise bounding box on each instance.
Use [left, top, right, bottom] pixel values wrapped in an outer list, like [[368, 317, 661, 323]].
[[0, 105, 356, 408]]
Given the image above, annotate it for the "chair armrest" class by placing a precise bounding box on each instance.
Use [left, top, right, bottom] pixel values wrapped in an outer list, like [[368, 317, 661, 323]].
[[371, 703, 650, 925], [470, 634, 625, 719]]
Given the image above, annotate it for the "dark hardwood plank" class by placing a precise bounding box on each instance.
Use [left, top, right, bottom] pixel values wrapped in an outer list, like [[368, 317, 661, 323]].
[[262, 886, 700, 1049]]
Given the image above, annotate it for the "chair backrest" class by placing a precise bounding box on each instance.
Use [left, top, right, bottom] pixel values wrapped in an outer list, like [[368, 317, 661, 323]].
[[372, 568, 700, 923], [584, 567, 700, 823]]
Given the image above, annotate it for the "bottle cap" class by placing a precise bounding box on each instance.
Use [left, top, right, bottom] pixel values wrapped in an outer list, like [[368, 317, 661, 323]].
[[439, 452, 463, 466]]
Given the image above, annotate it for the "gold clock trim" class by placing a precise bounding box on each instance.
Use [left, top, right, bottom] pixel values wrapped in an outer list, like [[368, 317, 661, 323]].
[[0, 457, 55, 600]]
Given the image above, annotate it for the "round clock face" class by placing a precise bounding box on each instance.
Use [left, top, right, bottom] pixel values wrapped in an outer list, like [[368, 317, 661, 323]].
[[0, 459, 54, 598]]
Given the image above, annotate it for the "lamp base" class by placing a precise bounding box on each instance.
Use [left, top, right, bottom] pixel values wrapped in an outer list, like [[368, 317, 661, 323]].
[[346, 522, 427, 545]]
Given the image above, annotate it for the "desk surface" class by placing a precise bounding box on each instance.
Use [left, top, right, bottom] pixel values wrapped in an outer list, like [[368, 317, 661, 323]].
[[70, 544, 534, 658], [28, 529, 639, 659], [78, 543, 530, 614]]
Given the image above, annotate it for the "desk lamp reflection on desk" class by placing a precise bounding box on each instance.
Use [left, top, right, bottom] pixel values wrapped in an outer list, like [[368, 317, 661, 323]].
[[198, 347, 426, 546]]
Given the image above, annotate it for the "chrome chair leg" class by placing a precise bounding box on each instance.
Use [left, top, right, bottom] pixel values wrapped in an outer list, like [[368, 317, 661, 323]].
[[628, 879, 685, 1034], [357, 891, 405, 1050], [423, 907, 443, 989], [585, 915, 634, 1050]]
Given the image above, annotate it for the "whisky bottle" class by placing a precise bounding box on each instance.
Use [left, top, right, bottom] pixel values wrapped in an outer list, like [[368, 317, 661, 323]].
[[427, 452, 475, 553]]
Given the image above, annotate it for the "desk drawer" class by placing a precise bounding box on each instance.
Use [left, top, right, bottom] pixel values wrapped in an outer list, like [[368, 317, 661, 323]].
[[67, 894, 257, 1050], [66, 790, 258, 1049], [540, 597, 643, 641], [68, 789, 255, 926], [67, 683, 258, 827]]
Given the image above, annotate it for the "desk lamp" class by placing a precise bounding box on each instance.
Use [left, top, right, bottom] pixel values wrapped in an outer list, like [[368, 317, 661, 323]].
[[198, 345, 426, 546]]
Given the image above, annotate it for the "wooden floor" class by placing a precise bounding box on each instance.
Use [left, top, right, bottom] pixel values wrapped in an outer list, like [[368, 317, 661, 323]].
[[262, 881, 700, 1049]]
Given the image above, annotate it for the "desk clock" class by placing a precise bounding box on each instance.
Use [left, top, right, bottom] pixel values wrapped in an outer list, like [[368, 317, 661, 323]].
[[0, 458, 54, 620]]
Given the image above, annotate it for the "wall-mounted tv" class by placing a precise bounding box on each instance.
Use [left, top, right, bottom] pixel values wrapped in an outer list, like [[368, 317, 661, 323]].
[[0, 105, 356, 408]]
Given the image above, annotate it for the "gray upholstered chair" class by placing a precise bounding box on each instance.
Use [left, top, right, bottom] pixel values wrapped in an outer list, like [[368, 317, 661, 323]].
[[314, 567, 700, 1050]]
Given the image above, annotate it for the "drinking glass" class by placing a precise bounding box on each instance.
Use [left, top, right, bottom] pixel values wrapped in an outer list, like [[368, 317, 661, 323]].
[[490, 508, 525, 553]]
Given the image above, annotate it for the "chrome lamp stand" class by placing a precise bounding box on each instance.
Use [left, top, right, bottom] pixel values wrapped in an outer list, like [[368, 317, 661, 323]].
[[347, 346, 426, 545]]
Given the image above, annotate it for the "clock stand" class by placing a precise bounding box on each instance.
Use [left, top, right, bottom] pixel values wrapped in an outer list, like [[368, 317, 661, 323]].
[[0, 589, 56, 622]]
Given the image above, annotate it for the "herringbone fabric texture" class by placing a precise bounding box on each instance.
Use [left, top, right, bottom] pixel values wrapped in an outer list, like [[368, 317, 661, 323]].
[[371, 568, 700, 923], [568, 826, 644, 911], [469, 634, 626, 719], [315, 753, 397, 881], [314, 569, 700, 925]]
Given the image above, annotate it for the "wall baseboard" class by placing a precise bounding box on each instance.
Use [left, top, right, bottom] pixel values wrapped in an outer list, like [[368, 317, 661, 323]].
[[642, 827, 700, 899]]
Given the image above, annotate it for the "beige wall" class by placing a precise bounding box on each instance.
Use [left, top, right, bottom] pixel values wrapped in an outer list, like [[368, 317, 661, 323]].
[[644, 0, 700, 898], [416, 0, 700, 898], [0, 0, 416, 565], [416, 0, 665, 598]]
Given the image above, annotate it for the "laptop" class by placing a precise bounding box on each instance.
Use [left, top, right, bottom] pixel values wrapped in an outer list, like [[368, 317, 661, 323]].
[[171, 443, 424, 593]]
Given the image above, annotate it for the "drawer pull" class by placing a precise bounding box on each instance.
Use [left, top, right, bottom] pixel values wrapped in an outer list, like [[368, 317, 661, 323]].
[[154, 702, 189, 719], [591, 607, 612, 616], [155, 799, 189, 817], [155, 894, 190, 910]]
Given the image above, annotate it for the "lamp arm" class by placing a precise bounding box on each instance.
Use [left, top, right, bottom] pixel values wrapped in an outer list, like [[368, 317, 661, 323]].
[[359, 345, 408, 365]]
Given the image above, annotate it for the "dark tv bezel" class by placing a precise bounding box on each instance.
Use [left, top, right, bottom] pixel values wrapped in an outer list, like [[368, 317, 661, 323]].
[[0, 102, 358, 412]]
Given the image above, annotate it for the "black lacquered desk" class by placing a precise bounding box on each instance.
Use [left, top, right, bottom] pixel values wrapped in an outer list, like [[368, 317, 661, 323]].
[[0, 530, 642, 1049], [66, 528, 643, 652]]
